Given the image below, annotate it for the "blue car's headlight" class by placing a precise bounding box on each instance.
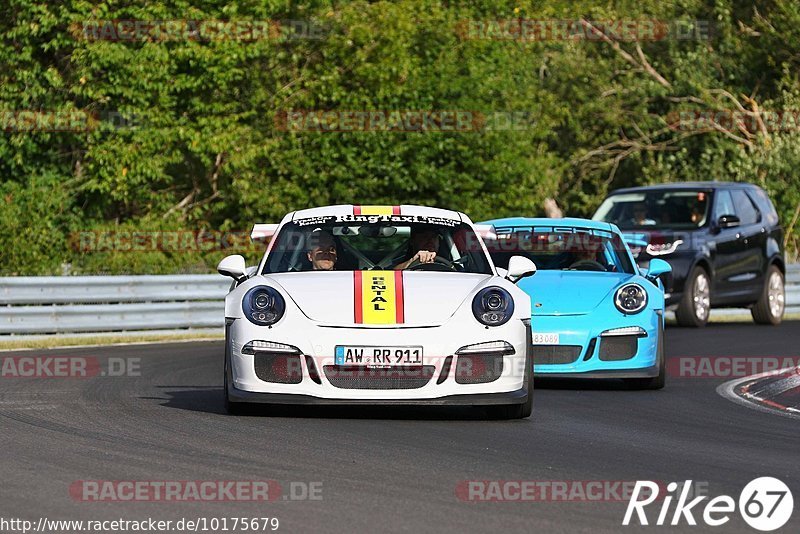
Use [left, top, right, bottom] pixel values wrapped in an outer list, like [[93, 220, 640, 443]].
[[243, 286, 286, 326], [614, 283, 648, 314], [472, 287, 514, 326]]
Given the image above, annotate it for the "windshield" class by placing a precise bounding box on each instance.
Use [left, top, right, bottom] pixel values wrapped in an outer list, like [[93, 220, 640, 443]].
[[486, 226, 635, 274], [262, 217, 493, 275], [593, 190, 712, 230]]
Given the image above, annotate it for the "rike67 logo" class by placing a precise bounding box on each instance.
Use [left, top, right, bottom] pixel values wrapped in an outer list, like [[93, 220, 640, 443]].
[[624, 477, 793, 531]]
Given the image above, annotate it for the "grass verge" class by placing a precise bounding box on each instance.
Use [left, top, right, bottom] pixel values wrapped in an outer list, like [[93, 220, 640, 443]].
[[0, 331, 224, 351]]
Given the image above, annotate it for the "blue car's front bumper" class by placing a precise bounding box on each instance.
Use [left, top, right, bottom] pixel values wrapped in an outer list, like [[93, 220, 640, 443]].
[[531, 311, 662, 378]]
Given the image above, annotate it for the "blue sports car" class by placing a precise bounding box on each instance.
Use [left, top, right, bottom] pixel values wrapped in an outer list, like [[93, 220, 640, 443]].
[[480, 217, 671, 389]]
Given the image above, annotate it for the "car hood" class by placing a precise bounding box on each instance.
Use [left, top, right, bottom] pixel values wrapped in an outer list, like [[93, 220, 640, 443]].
[[262, 271, 492, 326], [518, 271, 634, 316]]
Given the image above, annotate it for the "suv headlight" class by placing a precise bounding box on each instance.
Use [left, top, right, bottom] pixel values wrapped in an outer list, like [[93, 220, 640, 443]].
[[646, 240, 683, 256], [243, 286, 286, 326], [614, 284, 648, 314], [472, 287, 514, 326]]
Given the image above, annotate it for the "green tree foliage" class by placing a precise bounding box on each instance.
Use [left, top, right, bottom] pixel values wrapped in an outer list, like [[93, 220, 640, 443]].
[[1, 0, 799, 274]]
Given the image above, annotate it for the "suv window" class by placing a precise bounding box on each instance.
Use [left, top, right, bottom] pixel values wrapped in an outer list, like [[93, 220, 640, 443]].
[[750, 187, 780, 226], [715, 190, 736, 218], [731, 189, 761, 225]]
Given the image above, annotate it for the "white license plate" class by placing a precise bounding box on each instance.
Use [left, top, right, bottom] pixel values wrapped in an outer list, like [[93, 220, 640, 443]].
[[335, 345, 423, 366], [532, 333, 560, 345]]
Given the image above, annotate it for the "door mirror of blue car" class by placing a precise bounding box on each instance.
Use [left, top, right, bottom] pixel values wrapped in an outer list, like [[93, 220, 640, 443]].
[[644, 258, 672, 285], [506, 256, 537, 283], [217, 254, 248, 282]]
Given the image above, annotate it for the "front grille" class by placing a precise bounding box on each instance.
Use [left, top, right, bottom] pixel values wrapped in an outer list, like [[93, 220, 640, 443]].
[[455, 353, 504, 384], [533, 345, 582, 365], [599, 336, 638, 361], [323, 365, 435, 389], [254, 353, 303, 384]]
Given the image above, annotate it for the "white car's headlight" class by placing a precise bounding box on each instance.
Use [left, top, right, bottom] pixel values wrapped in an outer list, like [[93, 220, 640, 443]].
[[242, 286, 286, 326], [472, 287, 514, 326], [614, 284, 648, 314]]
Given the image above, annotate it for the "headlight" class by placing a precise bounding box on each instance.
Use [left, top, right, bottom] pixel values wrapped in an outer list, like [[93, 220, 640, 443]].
[[242, 286, 286, 326], [472, 287, 514, 326], [646, 240, 683, 256], [614, 284, 648, 314]]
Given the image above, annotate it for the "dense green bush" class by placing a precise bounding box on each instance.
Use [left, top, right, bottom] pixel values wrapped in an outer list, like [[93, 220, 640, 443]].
[[1, 0, 799, 274]]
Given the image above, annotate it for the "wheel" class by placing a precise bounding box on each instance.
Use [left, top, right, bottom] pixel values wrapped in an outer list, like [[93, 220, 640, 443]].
[[224, 347, 248, 415], [486, 359, 533, 419], [675, 266, 710, 327], [406, 256, 455, 272], [751, 265, 785, 325], [625, 319, 665, 390]]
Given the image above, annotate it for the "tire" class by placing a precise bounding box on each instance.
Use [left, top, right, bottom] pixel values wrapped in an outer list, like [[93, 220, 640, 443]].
[[625, 319, 665, 390], [751, 265, 785, 325], [224, 345, 248, 415], [487, 359, 533, 419], [675, 266, 710, 328]]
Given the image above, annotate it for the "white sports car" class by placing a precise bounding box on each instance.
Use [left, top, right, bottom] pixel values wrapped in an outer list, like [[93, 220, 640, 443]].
[[217, 204, 537, 418]]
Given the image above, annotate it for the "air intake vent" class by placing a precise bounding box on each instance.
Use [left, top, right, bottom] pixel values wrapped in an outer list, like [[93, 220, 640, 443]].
[[599, 336, 638, 361], [533, 345, 582, 365], [254, 354, 303, 384], [455, 353, 504, 384], [323, 366, 435, 389]]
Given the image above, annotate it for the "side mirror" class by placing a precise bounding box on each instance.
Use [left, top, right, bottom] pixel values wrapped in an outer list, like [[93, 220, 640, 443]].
[[644, 258, 671, 280], [717, 214, 740, 229], [506, 256, 537, 283], [217, 255, 247, 282]]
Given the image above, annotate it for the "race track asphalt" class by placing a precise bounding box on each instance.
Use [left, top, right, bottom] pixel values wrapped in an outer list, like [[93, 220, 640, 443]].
[[1, 322, 798, 533]]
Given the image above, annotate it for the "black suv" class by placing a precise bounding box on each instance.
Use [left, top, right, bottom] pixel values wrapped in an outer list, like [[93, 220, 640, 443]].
[[592, 182, 786, 327]]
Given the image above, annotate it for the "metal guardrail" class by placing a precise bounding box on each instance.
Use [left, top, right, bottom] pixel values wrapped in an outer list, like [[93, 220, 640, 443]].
[[0, 266, 798, 335], [0, 275, 228, 334]]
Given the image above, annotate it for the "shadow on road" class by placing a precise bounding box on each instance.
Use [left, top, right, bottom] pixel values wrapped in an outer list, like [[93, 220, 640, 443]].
[[152, 386, 534, 421], [534, 377, 654, 391]]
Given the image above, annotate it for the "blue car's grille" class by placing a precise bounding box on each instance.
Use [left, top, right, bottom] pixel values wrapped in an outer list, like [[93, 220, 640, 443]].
[[599, 336, 638, 361], [533, 345, 582, 365]]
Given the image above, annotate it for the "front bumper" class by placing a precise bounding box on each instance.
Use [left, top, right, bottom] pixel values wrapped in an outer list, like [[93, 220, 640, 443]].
[[228, 317, 532, 403], [228, 385, 530, 405], [531, 311, 661, 378]]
